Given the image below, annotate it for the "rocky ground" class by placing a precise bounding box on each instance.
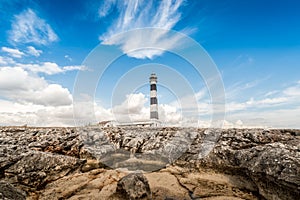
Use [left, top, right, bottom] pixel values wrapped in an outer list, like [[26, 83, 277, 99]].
[[0, 126, 299, 200]]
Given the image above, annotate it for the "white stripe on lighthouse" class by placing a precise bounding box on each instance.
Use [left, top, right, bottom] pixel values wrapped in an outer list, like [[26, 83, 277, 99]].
[[150, 90, 157, 97]]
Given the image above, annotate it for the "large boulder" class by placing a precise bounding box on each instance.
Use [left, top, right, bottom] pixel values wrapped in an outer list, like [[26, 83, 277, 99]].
[[115, 173, 151, 200]]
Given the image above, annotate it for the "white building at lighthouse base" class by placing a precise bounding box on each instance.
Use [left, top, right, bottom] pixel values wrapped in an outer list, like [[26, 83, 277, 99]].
[[98, 119, 162, 128]]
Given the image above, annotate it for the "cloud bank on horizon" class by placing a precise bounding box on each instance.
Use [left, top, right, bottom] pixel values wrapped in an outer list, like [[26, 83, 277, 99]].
[[0, 0, 299, 128]]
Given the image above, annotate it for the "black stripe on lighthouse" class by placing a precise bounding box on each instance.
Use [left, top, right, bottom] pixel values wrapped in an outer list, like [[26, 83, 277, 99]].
[[150, 97, 157, 104], [150, 84, 156, 91]]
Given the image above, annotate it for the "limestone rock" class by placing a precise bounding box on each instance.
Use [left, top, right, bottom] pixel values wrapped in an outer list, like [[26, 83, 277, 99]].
[[116, 173, 151, 200], [145, 171, 191, 200], [0, 181, 26, 200], [5, 151, 85, 190], [188, 129, 300, 200], [0, 126, 299, 200]]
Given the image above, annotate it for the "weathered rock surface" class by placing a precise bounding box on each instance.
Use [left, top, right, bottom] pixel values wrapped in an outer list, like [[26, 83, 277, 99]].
[[5, 151, 84, 189], [115, 173, 151, 200], [0, 126, 299, 199], [190, 129, 300, 200], [0, 181, 26, 200], [36, 168, 126, 200]]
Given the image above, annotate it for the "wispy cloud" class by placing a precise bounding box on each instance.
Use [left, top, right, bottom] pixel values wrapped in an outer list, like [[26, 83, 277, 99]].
[[226, 82, 300, 113], [99, 0, 186, 59], [27, 46, 42, 57], [64, 55, 72, 61], [230, 54, 254, 69], [226, 97, 289, 112], [9, 9, 58, 45], [1, 47, 24, 58], [167, 79, 300, 128], [226, 77, 270, 100], [17, 62, 86, 75], [98, 0, 117, 18], [0, 56, 15, 65], [62, 65, 87, 71], [264, 90, 279, 97], [0, 54, 86, 75], [223, 81, 300, 128]]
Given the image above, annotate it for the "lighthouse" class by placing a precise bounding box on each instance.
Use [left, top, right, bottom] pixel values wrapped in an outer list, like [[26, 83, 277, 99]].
[[150, 73, 159, 120], [100, 73, 161, 127]]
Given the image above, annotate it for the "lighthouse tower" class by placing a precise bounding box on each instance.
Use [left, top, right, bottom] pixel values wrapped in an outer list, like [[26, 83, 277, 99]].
[[150, 73, 159, 121]]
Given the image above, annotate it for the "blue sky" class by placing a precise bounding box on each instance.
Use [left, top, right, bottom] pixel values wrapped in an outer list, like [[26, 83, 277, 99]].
[[0, 0, 299, 128]]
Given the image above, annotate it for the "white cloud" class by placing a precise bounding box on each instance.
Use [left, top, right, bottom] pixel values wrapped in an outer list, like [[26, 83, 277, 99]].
[[0, 56, 15, 65], [283, 84, 300, 97], [165, 80, 300, 128], [64, 55, 72, 61], [226, 97, 289, 112], [172, 88, 210, 110], [158, 104, 182, 124], [110, 92, 182, 124], [264, 90, 279, 97], [1, 47, 25, 58], [56, 92, 182, 126], [103, 30, 187, 59], [231, 54, 254, 68], [63, 65, 87, 71], [235, 119, 243, 127], [223, 81, 300, 128], [98, 0, 117, 18], [9, 9, 58, 45], [226, 79, 266, 100], [0, 59, 85, 125], [27, 46, 42, 57], [113, 93, 147, 115], [257, 97, 288, 105], [0, 67, 46, 91], [99, 0, 186, 59], [95, 106, 114, 122], [18, 62, 63, 75], [30, 84, 72, 106], [0, 67, 72, 106], [0, 101, 75, 126], [225, 106, 300, 129], [0, 64, 298, 127], [1, 82, 299, 128], [0, 99, 44, 114], [16, 62, 86, 75]]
